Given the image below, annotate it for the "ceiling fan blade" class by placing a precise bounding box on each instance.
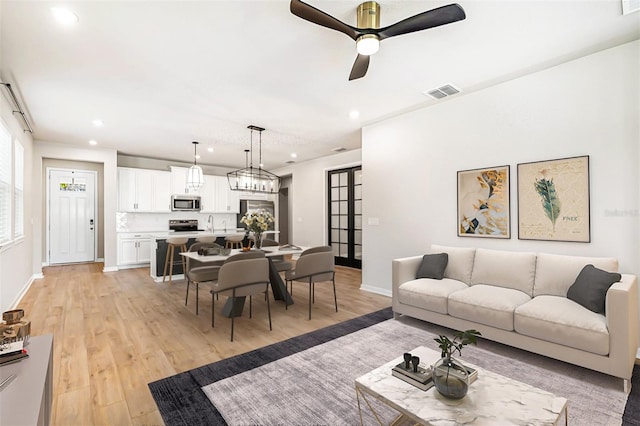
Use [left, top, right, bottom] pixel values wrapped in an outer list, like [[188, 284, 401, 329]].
[[377, 3, 466, 41], [349, 54, 370, 81], [290, 0, 361, 41]]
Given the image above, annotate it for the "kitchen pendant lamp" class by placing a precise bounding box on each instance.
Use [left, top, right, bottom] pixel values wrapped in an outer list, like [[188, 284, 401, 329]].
[[186, 141, 204, 191], [227, 125, 280, 194]]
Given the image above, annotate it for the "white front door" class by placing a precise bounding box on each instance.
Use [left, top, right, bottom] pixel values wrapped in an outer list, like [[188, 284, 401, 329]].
[[48, 169, 96, 264]]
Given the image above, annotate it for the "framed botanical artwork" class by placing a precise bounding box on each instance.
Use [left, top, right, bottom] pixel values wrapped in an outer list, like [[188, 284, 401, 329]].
[[517, 155, 590, 242], [457, 165, 510, 238]]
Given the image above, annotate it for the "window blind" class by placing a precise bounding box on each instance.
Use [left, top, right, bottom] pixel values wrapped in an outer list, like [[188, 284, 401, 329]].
[[0, 122, 11, 245], [14, 140, 24, 237]]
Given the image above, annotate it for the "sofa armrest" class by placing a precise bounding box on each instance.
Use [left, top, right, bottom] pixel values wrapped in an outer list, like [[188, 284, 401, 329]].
[[392, 256, 423, 304], [606, 273, 639, 379]]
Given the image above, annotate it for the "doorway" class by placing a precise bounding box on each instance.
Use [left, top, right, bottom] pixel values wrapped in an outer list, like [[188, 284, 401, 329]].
[[48, 168, 97, 264], [328, 166, 362, 269]]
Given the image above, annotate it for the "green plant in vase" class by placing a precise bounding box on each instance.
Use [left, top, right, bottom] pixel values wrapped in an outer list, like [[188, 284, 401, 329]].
[[433, 329, 481, 399]]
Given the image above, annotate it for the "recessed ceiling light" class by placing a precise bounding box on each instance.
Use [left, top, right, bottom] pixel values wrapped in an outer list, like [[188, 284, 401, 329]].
[[207, 147, 214, 153], [291, 153, 297, 158], [195, 154, 201, 159], [92, 119, 104, 127], [349, 110, 360, 119], [51, 7, 79, 26], [88, 140, 97, 146]]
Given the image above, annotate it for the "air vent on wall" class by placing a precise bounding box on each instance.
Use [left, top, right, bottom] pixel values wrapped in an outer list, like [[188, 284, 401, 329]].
[[285, 160, 296, 164], [331, 147, 347, 152], [423, 83, 462, 100]]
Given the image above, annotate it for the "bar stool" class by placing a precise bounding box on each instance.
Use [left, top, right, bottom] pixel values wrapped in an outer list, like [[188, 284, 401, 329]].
[[225, 234, 244, 249], [196, 235, 217, 244], [163, 236, 188, 285]]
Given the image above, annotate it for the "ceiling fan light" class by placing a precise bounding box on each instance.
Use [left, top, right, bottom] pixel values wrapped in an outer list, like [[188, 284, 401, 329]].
[[356, 35, 379, 56]]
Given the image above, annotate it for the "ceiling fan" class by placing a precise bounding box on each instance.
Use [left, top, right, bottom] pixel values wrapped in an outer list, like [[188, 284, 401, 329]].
[[290, 0, 466, 80]]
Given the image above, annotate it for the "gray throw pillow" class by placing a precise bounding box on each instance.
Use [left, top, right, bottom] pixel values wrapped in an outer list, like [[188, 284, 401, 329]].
[[416, 253, 449, 280], [567, 264, 621, 314]]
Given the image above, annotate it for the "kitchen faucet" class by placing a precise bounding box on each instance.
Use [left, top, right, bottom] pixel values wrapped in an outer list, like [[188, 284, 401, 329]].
[[207, 215, 214, 232]]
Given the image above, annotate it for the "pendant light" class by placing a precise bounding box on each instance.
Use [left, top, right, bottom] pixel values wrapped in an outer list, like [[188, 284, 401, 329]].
[[186, 141, 204, 191], [227, 125, 280, 193]]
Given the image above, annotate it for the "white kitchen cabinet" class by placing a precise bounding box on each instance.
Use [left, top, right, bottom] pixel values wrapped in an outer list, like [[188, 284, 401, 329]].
[[200, 175, 217, 213], [151, 170, 172, 212], [118, 168, 172, 212], [117, 233, 151, 266], [171, 166, 203, 195], [215, 176, 240, 213], [118, 168, 153, 212]]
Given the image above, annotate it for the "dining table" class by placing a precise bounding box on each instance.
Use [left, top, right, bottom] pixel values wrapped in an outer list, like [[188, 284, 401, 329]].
[[180, 246, 305, 317]]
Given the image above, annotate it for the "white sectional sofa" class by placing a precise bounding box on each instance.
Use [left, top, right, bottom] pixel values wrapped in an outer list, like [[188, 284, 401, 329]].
[[392, 245, 639, 391]]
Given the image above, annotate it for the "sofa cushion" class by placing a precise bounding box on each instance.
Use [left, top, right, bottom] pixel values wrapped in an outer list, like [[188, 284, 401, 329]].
[[416, 253, 449, 280], [533, 252, 619, 297], [567, 265, 622, 314], [398, 278, 468, 314], [448, 284, 531, 331], [515, 295, 609, 355], [471, 248, 537, 296], [430, 245, 476, 284]]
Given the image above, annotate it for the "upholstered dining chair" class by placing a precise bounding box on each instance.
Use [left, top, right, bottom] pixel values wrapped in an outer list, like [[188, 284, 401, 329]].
[[261, 238, 293, 273], [211, 256, 271, 341], [284, 245, 336, 320], [184, 242, 223, 315]]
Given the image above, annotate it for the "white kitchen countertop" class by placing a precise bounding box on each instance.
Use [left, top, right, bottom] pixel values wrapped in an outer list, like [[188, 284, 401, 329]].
[[149, 229, 247, 239]]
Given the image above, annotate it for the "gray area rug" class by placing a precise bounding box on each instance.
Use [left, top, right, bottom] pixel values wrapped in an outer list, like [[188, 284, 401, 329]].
[[203, 316, 626, 425]]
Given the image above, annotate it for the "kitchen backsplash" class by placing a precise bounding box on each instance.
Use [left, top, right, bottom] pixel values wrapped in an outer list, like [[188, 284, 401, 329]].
[[117, 212, 237, 233]]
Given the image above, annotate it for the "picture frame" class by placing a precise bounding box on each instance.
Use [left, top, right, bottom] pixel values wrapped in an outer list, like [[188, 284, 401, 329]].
[[517, 155, 590, 242], [457, 165, 510, 238]]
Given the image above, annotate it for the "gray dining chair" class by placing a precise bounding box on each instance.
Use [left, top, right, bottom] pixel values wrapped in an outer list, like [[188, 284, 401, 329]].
[[284, 245, 336, 320], [211, 256, 271, 341], [261, 238, 293, 273], [185, 242, 223, 314]]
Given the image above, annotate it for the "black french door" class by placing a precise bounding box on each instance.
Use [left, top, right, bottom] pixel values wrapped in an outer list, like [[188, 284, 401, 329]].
[[328, 166, 362, 269]]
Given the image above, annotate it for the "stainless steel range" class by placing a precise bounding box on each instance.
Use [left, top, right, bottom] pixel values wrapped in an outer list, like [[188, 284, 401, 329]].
[[169, 219, 203, 233]]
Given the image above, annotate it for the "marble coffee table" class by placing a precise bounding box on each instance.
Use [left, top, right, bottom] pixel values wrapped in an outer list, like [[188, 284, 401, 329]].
[[355, 346, 568, 426]]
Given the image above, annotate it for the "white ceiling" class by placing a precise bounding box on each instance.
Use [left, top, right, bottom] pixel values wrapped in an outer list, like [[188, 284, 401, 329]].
[[1, 1, 638, 169]]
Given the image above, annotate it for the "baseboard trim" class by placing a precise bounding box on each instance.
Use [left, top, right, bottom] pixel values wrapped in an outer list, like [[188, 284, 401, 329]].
[[359, 284, 392, 298], [9, 274, 40, 309], [102, 266, 119, 272]]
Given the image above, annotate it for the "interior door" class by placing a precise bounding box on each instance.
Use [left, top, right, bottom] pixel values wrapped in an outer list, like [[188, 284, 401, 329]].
[[49, 169, 96, 264], [328, 166, 362, 269]]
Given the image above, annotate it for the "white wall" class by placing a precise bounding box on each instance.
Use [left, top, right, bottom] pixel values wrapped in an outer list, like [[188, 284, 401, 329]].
[[362, 41, 640, 296], [0, 88, 35, 312], [33, 141, 118, 272], [274, 149, 361, 248]]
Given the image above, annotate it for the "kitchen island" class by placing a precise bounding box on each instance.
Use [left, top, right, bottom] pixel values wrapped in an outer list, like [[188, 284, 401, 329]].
[[149, 230, 246, 282]]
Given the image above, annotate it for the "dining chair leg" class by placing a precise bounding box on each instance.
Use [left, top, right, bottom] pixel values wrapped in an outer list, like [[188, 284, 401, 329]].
[[308, 277, 313, 320], [312, 281, 315, 304], [285, 280, 290, 310], [249, 295, 253, 319], [230, 289, 236, 342], [185, 279, 190, 305], [196, 282, 199, 315], [266, 286, 272, 331], [212, 292, 215, 328], [332, 276, 338, 312]]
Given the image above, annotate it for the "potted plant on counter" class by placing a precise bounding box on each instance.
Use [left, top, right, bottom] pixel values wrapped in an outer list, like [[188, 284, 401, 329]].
[[433, 329, 481, 399]]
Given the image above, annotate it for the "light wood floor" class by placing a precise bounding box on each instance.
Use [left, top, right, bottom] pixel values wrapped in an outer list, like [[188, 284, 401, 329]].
[[18, 262, 391, 425]]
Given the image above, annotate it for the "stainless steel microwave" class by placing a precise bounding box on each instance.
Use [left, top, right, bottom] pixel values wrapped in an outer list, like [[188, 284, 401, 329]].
[[171, 195, 201, 211]]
